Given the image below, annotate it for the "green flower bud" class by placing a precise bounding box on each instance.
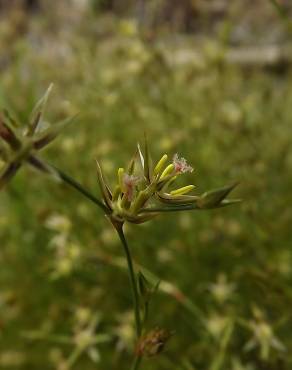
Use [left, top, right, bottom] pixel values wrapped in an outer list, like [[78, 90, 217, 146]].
[[118, 168, 125, 190], [153, 154, 168, 176], [170, 185, 195, 196], [160, 164, 174, 179]]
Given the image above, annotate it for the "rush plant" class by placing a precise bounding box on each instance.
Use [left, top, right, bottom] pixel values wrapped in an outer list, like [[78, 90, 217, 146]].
[[0, 86, 240, 370]]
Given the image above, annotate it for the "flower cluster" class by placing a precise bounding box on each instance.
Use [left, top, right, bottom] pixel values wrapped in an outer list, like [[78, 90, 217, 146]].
[[0, 84, 73, 190], [96, 138, 240, 225], [135, 327, 172, 357]]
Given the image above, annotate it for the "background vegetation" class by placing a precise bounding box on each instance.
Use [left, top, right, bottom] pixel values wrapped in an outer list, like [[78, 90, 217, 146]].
[[0, 1, 292, 369]]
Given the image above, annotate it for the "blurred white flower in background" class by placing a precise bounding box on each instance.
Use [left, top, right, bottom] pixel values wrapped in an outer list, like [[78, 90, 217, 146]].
[[244, 307, 285, 361], [208, 274, 236, 304]]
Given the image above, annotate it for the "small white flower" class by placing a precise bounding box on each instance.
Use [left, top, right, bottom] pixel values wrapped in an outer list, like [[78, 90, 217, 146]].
[[173, 153, 193, 174], [208, 274, 236, 304], [244, 316, 285, 360]]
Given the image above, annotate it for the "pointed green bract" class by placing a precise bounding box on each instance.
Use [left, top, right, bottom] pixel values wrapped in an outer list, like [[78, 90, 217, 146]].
[[137, 142, 144, 169], [138, 271, 151, 301], [127, 149, 138, 175], [215, 198, 242, 208], [96, 160, 112, 211], [142, 204, 198, 213], [28, 83, 54, 136], [2, 109, 18, 128], [138, 271, 160, 305], [33, 115, 76, 150], [143, 134, 151, 182], [125, 212, 158, 224], [197, 182, 239, 209], [157, 192, 199, 205], [0, 117, 21, 150], [0, 161, 21, 189]]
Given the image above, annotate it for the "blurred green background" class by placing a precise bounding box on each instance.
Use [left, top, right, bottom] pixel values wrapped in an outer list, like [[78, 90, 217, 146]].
[[0, 1, 292, 369]]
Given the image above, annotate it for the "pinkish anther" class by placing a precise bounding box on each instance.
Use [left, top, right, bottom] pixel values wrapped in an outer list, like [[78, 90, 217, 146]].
[[123, 174, 140, 201], [173, 153, 193, 174]]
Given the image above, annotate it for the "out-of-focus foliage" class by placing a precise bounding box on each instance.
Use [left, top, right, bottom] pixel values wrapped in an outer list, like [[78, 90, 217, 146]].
[[0, 2, 292, 370]]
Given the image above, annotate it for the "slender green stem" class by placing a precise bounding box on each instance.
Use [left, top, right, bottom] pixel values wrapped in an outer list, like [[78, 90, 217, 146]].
[[143, 302, 149, 328], [115, 224, 142, 338], [131, 356, 142, 370], [48, 163, 110, 213], [46, 162, 143, 368]]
